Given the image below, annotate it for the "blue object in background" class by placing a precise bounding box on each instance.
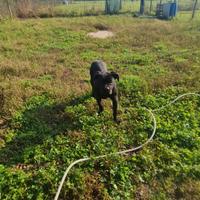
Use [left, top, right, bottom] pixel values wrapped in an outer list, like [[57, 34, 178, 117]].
[[170, 3, 177, 18], [162, 3, 171, 19], [156, 1, 178, 19]]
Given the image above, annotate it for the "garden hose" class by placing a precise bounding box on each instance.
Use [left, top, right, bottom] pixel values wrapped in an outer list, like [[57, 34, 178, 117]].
[[54, 92, 200, 200]]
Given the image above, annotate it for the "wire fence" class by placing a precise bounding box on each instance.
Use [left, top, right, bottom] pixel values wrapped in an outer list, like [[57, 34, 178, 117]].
[[0, 0, 199, 18]]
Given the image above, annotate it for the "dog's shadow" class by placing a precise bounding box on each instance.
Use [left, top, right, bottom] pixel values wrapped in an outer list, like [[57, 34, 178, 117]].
[[0, 93, 91, 166]]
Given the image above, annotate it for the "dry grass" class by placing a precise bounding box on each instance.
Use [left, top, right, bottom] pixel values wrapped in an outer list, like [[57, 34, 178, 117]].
[[0, 15, 199, 117]]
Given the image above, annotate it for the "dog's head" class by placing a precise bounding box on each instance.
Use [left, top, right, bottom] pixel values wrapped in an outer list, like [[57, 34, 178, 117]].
[[94, 71, 119, 95]]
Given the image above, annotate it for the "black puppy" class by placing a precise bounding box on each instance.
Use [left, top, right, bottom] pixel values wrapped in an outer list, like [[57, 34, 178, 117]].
[[90, 60, 119, 122]]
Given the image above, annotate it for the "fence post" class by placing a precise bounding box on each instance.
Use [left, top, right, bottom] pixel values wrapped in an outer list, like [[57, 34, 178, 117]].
[[140, 0, 145, 15], [150, 0, 153, 14], [6, 0, 13, 18], [105, 0, 109, 14], [192, 0, 198, 19], [120, 0, 122, 10]]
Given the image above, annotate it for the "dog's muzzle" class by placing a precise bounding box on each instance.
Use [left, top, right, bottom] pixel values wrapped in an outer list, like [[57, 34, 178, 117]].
[[105, 85, 113, 95]]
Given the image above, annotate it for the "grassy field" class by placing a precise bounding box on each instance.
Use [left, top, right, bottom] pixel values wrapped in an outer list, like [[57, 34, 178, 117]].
[[0, 13, 200, 199]]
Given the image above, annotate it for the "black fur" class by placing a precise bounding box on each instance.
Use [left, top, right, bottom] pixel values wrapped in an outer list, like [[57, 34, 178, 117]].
[[90, 60, 119, 122]]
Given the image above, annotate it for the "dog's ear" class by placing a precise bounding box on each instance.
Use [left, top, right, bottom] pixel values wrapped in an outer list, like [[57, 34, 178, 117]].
[[110, 72, 119, 81], [94, 71, 102, 80]]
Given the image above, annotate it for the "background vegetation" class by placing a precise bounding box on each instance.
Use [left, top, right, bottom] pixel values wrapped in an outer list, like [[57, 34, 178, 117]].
[[1, 0, 200, 19], [0, 10, 200, 200]]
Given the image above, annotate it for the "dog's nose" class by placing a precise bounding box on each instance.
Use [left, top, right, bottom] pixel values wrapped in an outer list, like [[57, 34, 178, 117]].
[[105, 86, 111, 92], [106, 87, 112, 94], [105, 86, 110, 91]]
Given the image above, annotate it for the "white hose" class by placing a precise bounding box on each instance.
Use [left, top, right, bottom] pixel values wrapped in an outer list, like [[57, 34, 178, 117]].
[[153, 92, 200, 112], [54, 92, 199, 200]]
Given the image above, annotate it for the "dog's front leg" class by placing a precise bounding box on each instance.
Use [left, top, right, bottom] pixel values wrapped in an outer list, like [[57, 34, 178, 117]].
[[97, 98, 103, 114], [111, 95, 119, 123]]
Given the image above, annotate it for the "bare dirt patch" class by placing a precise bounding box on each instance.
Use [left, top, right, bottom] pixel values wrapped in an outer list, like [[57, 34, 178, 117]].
[[87, 31, 114, 39]]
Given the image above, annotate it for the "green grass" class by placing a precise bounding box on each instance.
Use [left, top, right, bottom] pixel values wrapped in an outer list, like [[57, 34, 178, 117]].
[[0, 13, 200, 199]]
